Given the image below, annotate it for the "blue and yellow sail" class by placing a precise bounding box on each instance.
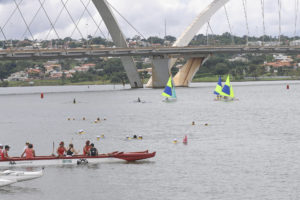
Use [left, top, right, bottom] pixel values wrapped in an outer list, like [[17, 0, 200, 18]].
[[220, 75, 234, 98], [214, 76, 222, 95], [162, 76, 176, 99]]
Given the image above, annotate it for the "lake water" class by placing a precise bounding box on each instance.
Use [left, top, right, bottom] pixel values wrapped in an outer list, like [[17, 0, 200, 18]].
[[1, 81, 300, 200]]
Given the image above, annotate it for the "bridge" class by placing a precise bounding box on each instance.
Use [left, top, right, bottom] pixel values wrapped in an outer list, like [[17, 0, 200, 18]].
[[2, 45, 300, 60], [0, 0, 298, 88]]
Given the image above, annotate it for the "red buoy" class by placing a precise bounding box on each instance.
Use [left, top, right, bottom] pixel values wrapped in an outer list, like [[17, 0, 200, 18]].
[[183, 135, 188, 144], [287, 84, 290, 90], [41, 93, 44, 99]]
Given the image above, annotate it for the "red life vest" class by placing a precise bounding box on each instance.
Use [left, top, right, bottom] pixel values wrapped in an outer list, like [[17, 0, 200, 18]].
[[57, 147, 65, 156], [25, 148, 34, 159], [83, 145, 91, 155], [1, 150, 8, 160]]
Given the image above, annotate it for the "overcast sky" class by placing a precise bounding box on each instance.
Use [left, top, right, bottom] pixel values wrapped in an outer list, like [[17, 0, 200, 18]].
[[0, 0, 299, 40]]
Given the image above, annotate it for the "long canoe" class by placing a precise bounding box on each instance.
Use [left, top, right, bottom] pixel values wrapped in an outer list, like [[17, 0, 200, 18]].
[[0, 151, 156, 167]]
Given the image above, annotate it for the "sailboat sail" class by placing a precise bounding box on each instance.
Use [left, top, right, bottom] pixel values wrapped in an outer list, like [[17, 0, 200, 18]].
[[162, 76, 173, 98], [214, 76, 222, 95], [221, 75, 234, 98], [162, 76, 177, 100]]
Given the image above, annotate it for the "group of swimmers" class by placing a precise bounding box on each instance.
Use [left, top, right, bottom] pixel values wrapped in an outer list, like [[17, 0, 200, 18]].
[[126, 135, 143, 140], [56, 140, 99, 157]]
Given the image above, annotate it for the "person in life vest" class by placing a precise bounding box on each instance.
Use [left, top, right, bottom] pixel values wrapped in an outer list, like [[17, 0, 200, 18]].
[[57, 141, 67, 157], [83, 140, 91, 156], [66, 143, 78, 156], [89, 143, 98, 157], [1, 145, 12, 160], [0, 144, 3, 160], [21, 143, 35, 159]]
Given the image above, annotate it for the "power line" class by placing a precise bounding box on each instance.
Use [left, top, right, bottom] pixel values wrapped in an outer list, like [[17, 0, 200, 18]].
[[278, 0, 282, 44], [242, 0, 249, 45], [294, 0, 299, 39], [106, 0, 146, 40], [224, 5, 234, 45], [260, 0, 265, 45]]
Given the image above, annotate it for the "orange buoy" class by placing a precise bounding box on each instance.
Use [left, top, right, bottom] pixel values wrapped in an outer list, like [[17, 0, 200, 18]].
[[287, 84, 290, 90], [41, 93, 44, 99], [183, 135, 188, 144]]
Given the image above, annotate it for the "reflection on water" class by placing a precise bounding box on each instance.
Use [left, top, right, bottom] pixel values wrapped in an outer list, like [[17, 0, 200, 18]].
[[1, 81, 300, 200]]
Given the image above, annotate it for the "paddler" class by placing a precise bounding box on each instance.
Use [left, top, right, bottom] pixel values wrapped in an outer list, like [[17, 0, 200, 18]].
[[57, 141, 67, 157], [89, 143, 98, 156], [0, 144, 3, 160], [83, 140, 92, 156], [1, 145, 12, 160], [21, 143, 35, 159], [66, 144, 78, 156]]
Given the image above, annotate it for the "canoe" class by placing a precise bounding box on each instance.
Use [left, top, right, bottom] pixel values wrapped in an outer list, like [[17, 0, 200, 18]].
[[0, 178, 16, 187], [0, 169, 43, 182], [0, 150, 155, 167]]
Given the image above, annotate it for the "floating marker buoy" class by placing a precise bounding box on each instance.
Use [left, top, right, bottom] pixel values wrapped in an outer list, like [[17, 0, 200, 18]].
[[183, 135, 188, 144], [287, 84, 290, 90], [173, 138, 178, 144], [41, 93, 44, 99], [192, 121, 195, 125]]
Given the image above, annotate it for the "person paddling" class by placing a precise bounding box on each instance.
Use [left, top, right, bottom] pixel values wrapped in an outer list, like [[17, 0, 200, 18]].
[[83, 140, 91, 156], [57, 141, 67, 157], [66, 144, 78, 156], [1, 145, 12, 160], [21, 143, 35, 159], [90, 143, 98, 157]]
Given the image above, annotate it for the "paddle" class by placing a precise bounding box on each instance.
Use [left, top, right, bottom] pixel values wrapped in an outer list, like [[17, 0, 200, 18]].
[[51, 141, 55, 156]]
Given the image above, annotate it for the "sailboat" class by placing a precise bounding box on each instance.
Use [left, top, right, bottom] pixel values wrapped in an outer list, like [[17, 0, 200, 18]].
[[162, 76, 177, 102], [214, 75, 236, 101]]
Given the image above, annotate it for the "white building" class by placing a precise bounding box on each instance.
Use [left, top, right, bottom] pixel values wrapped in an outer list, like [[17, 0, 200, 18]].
[[7, 71, 28, 81]]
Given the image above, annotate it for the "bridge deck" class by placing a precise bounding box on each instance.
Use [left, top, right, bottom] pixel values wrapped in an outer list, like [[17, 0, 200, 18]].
[[1, 46, 300, 60]]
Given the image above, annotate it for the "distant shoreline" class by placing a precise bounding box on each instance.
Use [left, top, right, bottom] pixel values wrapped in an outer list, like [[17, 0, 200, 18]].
[[1, 76, 300, 87]]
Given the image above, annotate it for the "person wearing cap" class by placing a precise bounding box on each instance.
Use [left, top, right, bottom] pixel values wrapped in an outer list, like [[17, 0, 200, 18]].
[[0, 144, 3, 160], [56, 141, 67, 157], [1, 145, 11, 160], [83, 140, 91, 156]]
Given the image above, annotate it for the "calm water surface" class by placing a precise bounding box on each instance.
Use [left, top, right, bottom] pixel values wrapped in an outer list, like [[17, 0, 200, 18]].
[[0, 81, 300, 200]]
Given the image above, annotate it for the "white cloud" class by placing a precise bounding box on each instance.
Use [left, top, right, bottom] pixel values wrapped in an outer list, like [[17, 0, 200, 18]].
[[0, 0, 299, 40]]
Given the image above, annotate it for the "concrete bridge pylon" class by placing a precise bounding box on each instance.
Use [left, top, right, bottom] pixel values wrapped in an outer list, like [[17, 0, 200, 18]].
[[146, 0, 230, 88], [92, 0, 143, 88]]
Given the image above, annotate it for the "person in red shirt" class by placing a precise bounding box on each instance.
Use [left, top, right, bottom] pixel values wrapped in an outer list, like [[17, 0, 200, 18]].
[[0, 144, 3, 160], [83, 140, 91, 156], [1, 145, 11, 160], [21, 143, 35, 159], [56, 141, 67, 157]]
